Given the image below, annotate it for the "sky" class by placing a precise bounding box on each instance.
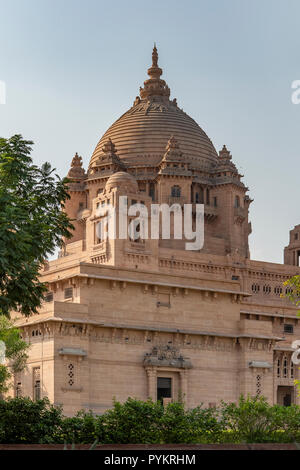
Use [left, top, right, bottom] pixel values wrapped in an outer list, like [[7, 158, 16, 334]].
[[0, 0, 299, 264]]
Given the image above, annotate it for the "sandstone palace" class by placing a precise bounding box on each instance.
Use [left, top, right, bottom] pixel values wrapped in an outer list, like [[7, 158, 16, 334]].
[[11, 47, 300, 415]]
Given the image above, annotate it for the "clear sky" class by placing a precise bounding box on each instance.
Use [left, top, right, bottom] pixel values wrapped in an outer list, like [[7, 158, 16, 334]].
[[0, 0, 299, 264]]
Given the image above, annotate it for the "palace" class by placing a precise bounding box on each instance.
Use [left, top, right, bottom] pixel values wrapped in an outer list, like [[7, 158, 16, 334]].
[[12, 47, 300, 415]]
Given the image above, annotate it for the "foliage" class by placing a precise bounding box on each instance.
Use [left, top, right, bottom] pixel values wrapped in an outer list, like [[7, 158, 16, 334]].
[[58, 410, 100, 444], [220, 395, 281, 443], [0, 397, 63, 443], [99, 397, 164, 444], [0, 395, 300, 444], [0, 315, 29, 393], [0, 134, 73, 317], [283, 275, 300, 309]]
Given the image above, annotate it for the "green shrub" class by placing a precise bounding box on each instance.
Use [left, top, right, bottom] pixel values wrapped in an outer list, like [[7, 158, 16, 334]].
[[220, 395, 283, 443], [57, 410, 100, 444], [0, 397, 63, 443], [0, 395, 300, 444], [100, 397, 163, 444]]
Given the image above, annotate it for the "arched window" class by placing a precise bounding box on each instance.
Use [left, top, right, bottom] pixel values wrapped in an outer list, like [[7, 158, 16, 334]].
[[277, 358, 281, 378], [206, 188, 210, 205], [171, 185, 181, 198], [283, 356, 288, 378], [234, 195, 240, 208]]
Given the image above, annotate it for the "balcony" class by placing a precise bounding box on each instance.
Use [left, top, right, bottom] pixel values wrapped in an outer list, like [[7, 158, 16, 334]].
[[234, 206, 246, 223], [168, 196, 186, 206], [204, 204, 218, 222]]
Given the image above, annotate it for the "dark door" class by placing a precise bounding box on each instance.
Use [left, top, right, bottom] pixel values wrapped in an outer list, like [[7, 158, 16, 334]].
[[283, 393, 292, 406], [157, 377, 172, 403]]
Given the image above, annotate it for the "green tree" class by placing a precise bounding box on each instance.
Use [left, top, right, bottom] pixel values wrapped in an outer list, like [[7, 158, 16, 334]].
[[0, 316, 29, 394], [0, 134, 73, 317]]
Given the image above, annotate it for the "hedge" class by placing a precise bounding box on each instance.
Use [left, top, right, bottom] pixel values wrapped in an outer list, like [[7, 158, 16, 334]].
[[1, 395, 300, 444]]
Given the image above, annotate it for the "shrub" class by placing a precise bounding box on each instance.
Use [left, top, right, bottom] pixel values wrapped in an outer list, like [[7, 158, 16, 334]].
[[0, 397, 63, 443], [100, 397, 163, 444], [57, 410, 100, 444], [220, 395, 280, 443]]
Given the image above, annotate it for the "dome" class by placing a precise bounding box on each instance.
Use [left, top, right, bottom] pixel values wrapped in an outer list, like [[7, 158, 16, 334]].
[[105, 171, 138, 193], [89, 47, 218, 171]]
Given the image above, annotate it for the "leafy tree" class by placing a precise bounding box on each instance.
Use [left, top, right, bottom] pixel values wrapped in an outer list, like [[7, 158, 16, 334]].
[[283, 275, 300, 308], [0, 316, 29, 394], [0, 135, 73, 317]]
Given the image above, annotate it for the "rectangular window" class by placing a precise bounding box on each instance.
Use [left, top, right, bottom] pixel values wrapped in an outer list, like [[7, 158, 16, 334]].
[[284, 324, 294, 334], [15, 382, 22, 398], [33, 367, 41, 401], [64, 287, 73, 299], [157, 377, 172, 403], [44, 292, 53, 303]]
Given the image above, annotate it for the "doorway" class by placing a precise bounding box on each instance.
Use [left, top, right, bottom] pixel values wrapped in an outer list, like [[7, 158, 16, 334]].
[[157, 377, 172, 403], [277, 386, 294, 406]]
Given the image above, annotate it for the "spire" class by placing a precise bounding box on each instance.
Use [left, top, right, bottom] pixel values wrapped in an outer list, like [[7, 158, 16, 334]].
[[67, 152, 86, 178], [219, 145, 232, 160], [139, 45, 170, 100]]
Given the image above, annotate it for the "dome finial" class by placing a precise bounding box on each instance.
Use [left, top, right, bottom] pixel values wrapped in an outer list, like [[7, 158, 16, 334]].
[[139, 45, 170, 100], [152, 43, 158, 67]]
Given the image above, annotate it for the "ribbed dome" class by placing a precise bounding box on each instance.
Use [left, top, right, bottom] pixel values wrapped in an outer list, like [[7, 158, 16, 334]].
[[89, 47, 218, 171]]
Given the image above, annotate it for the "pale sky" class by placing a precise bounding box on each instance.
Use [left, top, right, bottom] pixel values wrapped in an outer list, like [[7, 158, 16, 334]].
[[1, 0, 299, 264]]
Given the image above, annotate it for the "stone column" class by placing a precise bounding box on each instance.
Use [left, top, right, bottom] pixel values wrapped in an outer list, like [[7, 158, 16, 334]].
[[145, 367, 157, 400], [179, 369, 188, 407]]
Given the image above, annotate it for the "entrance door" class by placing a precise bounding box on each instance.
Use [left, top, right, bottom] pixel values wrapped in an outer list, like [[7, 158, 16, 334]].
[[277, 386, 294, 406], [157, 377, 172, 403], [283, 393, 292, 407]]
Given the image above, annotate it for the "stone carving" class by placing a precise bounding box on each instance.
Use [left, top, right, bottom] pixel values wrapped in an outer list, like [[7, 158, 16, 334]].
[[144, 344, 192, 369]]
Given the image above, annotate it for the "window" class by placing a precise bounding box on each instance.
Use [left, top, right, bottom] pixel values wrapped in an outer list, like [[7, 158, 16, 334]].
[[256, 375, 262, 396], [274, 286, 283, 296], [157, 377, 172, 403], [195, 192, 199, 203], [252, 283, 260, 293], [234, 195, 240, 208], [263, 285, 271, 294], [295, 233, 299, 241], [64, 287, 73, 299], [284, 324, 294, 334], [232, 275, 239, 281], [171, 185, 181, 198], [15, 382, 22, 398], [277, 358, 281, 378], [149, 183, 155, 201], [291, 361, 294, 379], [283, 357, 288, 378], [213, 196, 217, 207], [33, 367, 41, 401], [206, 188, 210, 205], [44, 292, 53, 303], [68, 363, 75, 387]]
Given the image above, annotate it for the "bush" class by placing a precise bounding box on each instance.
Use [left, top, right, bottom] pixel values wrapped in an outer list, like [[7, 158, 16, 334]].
[[57, 410, 100, 444], [100, 397, 163, 444], [0, 395, 300, 444], [0, 397, 63, 443], [220, 395, 285, 443]]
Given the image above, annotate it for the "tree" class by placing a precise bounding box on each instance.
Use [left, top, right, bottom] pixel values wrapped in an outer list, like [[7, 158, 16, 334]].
[[283, 275, 300, 308], [0, 134, 73, 317], [0, 316, 29, 394]]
